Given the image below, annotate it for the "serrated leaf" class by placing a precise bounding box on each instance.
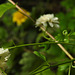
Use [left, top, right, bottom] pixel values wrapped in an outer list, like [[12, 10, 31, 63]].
[[33, 51, 46, 61], [0, 3, 15, 17]]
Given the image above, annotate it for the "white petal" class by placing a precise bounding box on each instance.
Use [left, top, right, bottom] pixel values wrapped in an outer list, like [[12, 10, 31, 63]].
[[52, 17, 58, 21], [5, 54, 10, 61], [43, 22, 47, 27], [49, 22, 54, 27], [53, 21, 59, 23], [0, 48, 9, 55]]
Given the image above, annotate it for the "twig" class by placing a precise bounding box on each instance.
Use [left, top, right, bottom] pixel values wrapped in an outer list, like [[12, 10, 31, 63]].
[[8, 0, 35, 23], [31, 58, 75, 75], [8, 0, 74, 60], [7, 42, 75, 50], [40, 26, 74, 60]]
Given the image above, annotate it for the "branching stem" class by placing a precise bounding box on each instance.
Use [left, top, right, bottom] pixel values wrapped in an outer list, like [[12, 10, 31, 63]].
[[7, 42, 75, 50], [31, 59, 75, 75], [8, 0, 74, 61], [40, 26, 74, 60]]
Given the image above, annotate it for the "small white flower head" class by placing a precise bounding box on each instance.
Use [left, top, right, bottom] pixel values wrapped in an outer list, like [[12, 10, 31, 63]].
[[36, 14, 59, 29], [0, 48, 9, 55], [0, 48, 10, 70]]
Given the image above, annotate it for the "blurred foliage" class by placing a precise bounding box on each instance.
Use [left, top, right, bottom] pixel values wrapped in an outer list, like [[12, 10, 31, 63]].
[[0, 0, 75, 75]]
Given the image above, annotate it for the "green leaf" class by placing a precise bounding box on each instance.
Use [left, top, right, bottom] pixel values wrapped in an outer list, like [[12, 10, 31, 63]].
[[0, 27, 8, 40], [71, 32, 75, 35], [72, 65, 75, 68], [58, 64, 69, 71], [0, 3, 15, 17], [33, 51, 46, 61]]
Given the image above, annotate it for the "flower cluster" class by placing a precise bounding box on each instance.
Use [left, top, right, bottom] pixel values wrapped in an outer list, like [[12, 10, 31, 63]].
[[12, 9, 30, 26], [36, 14, 59, 29], [0, 48, 10, 70]]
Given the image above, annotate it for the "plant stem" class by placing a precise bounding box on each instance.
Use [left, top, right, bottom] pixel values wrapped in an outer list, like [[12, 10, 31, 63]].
[[8, 0, 74, 60], [8, 0, 35, 23], [40, 26, 74, 60], [7, 42, 75, 50], [30, 64, 44, 74], [68, 62, 72, 75], [31, 58, 75, 75]]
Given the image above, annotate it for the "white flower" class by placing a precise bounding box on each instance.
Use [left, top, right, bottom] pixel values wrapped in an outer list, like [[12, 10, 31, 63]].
[[36, 14, 59, 28], [0, 48, 9, 55], [0, 48, 10, 61], [0, 48, 10, 70]]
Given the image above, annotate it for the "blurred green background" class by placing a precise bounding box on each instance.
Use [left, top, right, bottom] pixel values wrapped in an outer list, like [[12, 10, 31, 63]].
[[0, 0, 75, 75]]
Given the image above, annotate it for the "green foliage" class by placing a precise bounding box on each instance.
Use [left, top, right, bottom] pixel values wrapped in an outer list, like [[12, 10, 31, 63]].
[[61, 0, 75, 9], [0, 68, 7, 75], [71, 32, 75, 35], [0, 0, 75, 75], [0, 27, 8, 40], [34, 66, 55, 75], [0, 3, 15, 17], [34, 51, 46, 61], [19, 52, 36, 74]]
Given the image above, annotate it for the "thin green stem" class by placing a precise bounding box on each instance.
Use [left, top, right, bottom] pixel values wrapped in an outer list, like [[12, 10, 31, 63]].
[[31, 59, 75, 75], [7, 42, 75, 50], [45, 60, 50, 67], [30, 64, 45, 74], [68, 63, 72, 75]]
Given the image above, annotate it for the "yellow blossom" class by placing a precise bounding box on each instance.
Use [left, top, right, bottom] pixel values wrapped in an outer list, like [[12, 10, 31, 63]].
[[12, 9, 30, 26]]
